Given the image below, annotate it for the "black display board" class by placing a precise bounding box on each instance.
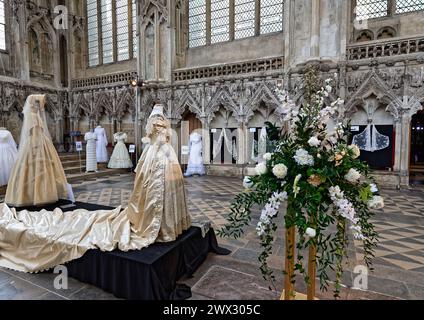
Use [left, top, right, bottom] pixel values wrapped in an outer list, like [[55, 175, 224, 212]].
[[349, 125, 394, 170]]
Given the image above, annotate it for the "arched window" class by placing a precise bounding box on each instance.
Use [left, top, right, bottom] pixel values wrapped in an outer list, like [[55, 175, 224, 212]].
[[188, 0, 285, 48], [0, 0, 6, 51], [86, 0, 138, 67]]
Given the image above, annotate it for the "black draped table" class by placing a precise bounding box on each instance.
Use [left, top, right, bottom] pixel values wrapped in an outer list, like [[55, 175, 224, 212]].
[[14, 200, 231, 300]]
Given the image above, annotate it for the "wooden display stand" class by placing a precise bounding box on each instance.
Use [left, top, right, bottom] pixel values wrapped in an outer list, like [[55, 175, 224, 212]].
[[281, 226, 318, 300]]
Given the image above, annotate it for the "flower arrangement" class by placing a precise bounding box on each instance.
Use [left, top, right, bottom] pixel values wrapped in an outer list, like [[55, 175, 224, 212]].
[[218, 67, 382, 298]]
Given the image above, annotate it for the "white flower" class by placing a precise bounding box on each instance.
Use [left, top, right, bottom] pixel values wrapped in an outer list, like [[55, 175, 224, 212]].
[[243, 176, 254, 189], [256, 192, 287, 236], [350, 225, 365, 240], [294, 149, 315, 166], [263, 153, 273, 161], [345, 168, 361, 184], [293, 174, 302, 197], [308, 136, 321, 147], [370, 183, 378, 193], [348, 144, 361, 159], [368, 196, 385, 210], [255, 162, 268, 175], [142, 137, 151, 144], [305, 228, 316, 238], [272, 163, 288, 179], [325, 85, 332, 93]]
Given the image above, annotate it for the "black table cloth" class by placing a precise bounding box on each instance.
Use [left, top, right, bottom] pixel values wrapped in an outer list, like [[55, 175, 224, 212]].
[[14, 200, 230, 300]]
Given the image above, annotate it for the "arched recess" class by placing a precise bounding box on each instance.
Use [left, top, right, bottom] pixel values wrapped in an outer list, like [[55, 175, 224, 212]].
[[177, 108, 203, 165], [349, 93, 396, 170], [209, 105, 239, 165], [246, 101, 281, 165]]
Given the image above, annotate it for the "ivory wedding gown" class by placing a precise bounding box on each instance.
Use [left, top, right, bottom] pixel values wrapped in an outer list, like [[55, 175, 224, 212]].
[[0, 104, 191, 273], [4, 95, 69, 207], [108, 132, 133, 169], [95, 126, 109, 163], [0, 128, 18, 186]]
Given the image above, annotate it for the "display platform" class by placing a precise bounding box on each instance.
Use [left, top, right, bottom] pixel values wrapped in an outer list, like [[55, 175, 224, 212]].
[[14, 200, 231, 300]]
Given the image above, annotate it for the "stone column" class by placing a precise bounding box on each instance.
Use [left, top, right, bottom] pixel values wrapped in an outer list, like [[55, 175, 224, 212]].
[[236, 120, 247, 165], [393, 118, 402, 172], [310, 0, 321, 58], [399, 114, 411, 186], [55, 115, 65, 152], [201, 117, 211, 165]]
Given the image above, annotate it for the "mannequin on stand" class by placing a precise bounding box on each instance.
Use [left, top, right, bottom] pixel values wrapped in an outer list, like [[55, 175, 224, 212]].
[[0, 127, 18, 186], [5, 94, 72, 206], [108, 132, 133, 169], [94, 125, 108, 163], [84, 128, 98, 172], [184, 132, 206, 177]]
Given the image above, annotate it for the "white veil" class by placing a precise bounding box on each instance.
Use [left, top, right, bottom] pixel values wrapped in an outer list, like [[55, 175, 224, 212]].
[[19, 94, 52, 151]]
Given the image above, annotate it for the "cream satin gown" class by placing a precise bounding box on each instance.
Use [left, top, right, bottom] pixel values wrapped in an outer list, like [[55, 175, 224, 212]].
[[0, 114, 191, 272], [5, 106, 68, 207]]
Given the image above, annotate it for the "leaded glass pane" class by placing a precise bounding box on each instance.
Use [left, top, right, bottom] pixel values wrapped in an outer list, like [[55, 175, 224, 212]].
[[87, 0, 99, 66], [355, 0, 388, 20], [101, 0, 114, 63], [132, 0, 138, 58], [189, 0, 206, 47], [396, 0, 424, 13], [260, 0, 284, 34], [235, 0, 255, 39], [116, 0, 129, 61], [211, 0, 230, 44], [0, 24, 5, 51]]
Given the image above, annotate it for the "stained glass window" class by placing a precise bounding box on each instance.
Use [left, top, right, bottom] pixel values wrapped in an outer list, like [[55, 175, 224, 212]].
[[211, 0, 230, 44], [396, 0, 424, 13], [355, 0, 388, 20], [87, 0, 99, 66], [189, 0, 207, 47], [260, 0, 284, 34], [0, 0, 5, 51], [235, 0, 255, 39]]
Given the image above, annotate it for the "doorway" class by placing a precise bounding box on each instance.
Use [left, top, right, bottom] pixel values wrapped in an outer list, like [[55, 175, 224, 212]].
[[410, 110, 424, 185]]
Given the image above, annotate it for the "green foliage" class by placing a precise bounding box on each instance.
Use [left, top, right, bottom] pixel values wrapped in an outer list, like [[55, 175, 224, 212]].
[[218, 66, 380, 298]]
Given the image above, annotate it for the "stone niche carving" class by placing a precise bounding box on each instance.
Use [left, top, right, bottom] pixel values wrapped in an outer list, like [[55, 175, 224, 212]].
[[28, 23, 55, 79]]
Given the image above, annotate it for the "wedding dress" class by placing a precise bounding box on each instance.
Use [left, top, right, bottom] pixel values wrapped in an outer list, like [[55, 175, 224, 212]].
[[4, 95, 70, 207], [108, 132, 133, 169], [94, 126, 108, 163], [84, 131, 97, 172], [0, 128, 18, 186], [0, 104, 191, 273], [184, 132, 205, 176]]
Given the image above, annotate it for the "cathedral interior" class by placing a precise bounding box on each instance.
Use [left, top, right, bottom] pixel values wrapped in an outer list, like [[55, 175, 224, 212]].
[[1, 0, 424, 301]]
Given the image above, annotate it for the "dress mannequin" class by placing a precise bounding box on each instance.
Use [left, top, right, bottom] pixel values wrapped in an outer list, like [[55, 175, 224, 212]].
[[184, 132, 206, 177], [84, 128, 98, 172], [0, 127, 18, 186], [0, 104, 192, 273], [94, 125, 108, 163], [5, 94, 70, 206], [108, 132, 133, 169]]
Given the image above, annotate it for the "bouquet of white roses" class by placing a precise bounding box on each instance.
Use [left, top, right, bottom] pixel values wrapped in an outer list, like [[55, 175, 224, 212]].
[[219, 67, 381, 298]]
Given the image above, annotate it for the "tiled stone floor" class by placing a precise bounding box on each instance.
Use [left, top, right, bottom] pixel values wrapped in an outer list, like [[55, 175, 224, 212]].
[[1, 173, 424, 300]]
